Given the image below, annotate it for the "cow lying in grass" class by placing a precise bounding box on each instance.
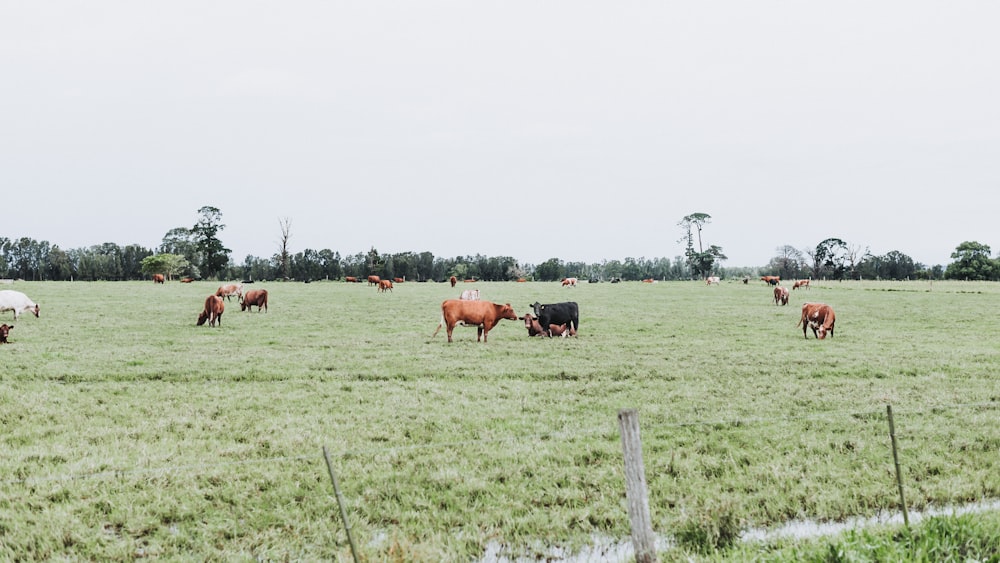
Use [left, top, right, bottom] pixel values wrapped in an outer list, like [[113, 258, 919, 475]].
[[0, 323, 12, 343], [520, 313, 573, 338]]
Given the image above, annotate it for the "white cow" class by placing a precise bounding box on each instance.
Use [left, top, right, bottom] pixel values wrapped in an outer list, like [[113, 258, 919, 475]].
[[0, 290, 40, 320], [460, 289, 480, 301], [706, 276, 720, 285]]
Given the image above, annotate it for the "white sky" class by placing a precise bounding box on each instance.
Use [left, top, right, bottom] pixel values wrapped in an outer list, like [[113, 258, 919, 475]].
[[3, 2, 998, 267]]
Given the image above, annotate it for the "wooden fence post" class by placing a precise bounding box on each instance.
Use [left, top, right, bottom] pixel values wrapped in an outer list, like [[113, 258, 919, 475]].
[[618, 409, 658, 563], [886, 405, 910, 528]]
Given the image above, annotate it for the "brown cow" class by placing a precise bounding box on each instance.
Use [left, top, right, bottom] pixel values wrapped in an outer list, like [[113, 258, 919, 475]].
[[774, 286, 789, 306], [793, 279, 811, 290], [180, 277, 195, 283], [378, 279, 393, 293], [152, 274, 165, 284], [520, 313, 573, 338], [517, 278, 527, 283], [761, 275, 780, 286], [240, 289, 269, 312], [345, 276, 358, 283], [367, 275, 380, 286], [797, 302, 836, 339], [449, 276, 457, 287], [0, 323, 12, 343], [432, 300, 518, 343], [215, 283, 243, 302], [393, 277, 404, 283], [197, 295, 225, 327]]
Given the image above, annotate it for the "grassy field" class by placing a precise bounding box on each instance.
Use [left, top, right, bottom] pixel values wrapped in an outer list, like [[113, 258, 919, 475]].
[[1, 278, 998, 560]]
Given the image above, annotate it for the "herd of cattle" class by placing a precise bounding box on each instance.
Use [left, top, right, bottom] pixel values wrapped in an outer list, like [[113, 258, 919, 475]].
[[0, 274, 835, 343]]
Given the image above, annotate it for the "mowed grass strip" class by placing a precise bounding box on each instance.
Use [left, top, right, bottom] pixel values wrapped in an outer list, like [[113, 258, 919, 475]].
[[0, 279, 997, 560]]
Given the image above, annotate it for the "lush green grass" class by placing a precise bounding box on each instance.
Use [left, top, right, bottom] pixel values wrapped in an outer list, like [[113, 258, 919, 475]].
[[1, 279, 998, 560]]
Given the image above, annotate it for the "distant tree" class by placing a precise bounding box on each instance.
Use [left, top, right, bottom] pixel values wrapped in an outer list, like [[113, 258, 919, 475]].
[[534, 258, 564, 281], [945, 241, 998, 280], [768, 245, 806, 280], [141, 253, 189, 280], [366, 247, 383, 277], [813, 238, 849, 279], [678, 213, 725, 278], [190, 206, 231, 280], [278, 217, 292, 280]]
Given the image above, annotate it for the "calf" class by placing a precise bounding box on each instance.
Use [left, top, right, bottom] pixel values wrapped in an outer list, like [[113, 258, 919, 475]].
[[529, 301, 579, 337], [0, 290, 40, 320], [378, 279, 393, 293], [460, 289, 480, 300], [797, 302, 836, 339], [241, 289, 269, 312], [520, 313, 572, 338], [197, 295, 225, 327], [433, 300, 518, 343], [0, 323, 11, 343], [774, 286, 789, 306]]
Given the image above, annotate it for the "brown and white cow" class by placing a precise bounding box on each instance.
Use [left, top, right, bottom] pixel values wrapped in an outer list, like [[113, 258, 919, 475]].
[[432, 300, 518, 343], [706, 276, 720, 285], [0, 323, 12, 343], [774, 285, 789, 306], [367, 275, 381, 286], [378, 279, 393, 293], [561, 277, 578, 287], [797, 302, 836, 339], [152, 273, 165, 284], [793, 279, 811, 290], [240, 289, 269, 312], [761, 275, 781, 286], [0, 290, 40, 320], [215, 283, 243, 302], [460, 289, 480, 301], [197, 295, 225, 327], [520, 313, 573, 338]]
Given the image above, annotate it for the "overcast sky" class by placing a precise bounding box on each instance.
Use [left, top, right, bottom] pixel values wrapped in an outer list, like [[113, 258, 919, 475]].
[[3, 2, 998, 267]]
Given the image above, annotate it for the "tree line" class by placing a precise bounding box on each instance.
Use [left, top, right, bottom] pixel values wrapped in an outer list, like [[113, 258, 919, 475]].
[[3, 207, 999, 283]]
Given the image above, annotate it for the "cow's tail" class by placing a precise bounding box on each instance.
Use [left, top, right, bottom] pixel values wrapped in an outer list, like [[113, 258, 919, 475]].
[[432, 314, 444, 338]]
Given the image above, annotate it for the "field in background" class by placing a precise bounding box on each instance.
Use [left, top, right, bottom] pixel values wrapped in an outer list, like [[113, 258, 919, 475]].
[[1, 279, 998, 560]]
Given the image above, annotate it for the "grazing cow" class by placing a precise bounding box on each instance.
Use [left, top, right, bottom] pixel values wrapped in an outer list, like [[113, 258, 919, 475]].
[[793, 279, 811, 290], [449, 276, 457, 287], [0, 290, 40, 320], [432, 300, 518, 343], [529, 301, 579, 337], [241, 289, 269, 312], [378, 279, 393, 293], [0, 324, 11, 343], [642, 278, 655, 284], [561, 277, 578, 287], [774, 286, 789, 306], [460, 289, 480, 300], [742, 276, 749, 284], [180, 277, 195, 283], [393, 277, 404, 283], [152, 274, 165, 284], [367, 275, 381, 286], [761, 275, 780, 286], [706, 276, 720, 285], [215, 283, 243, 302], [517, 278, 527, 283], [345, 276, 358, 283], [464, 278, 476, 283], [520, 313, 573, 338], [797, 302, 836, 339], [197, 295, 225, 327]]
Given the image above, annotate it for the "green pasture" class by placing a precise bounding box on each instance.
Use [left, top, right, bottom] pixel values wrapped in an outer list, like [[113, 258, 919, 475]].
[[1, 279, 998, 560]]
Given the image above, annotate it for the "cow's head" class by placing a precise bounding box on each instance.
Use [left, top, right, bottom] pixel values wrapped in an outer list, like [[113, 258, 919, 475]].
[[197, 311, 209, 326], [0, 323, 11, 343], [30, 304, 39, 318], [500, 304, 518, 321], [530, 301, 543, 316]]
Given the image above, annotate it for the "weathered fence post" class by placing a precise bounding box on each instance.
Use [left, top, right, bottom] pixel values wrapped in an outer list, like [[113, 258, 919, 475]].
[[323, 446, 360, 563], [618, 409, 658, 563], [886, 405, 910, 528]]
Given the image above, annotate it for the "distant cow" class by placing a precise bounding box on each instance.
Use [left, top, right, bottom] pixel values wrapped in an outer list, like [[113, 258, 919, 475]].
[[367, 275, 381, 286], [642, 278, 655, 284], [378, 279, 393, 293], [706, 276, 720, 285], [793, 279, 811, 290], [460, 289, 480, 300], [180, 277, 195, 283], [197, 295, 225, 327], [345, 276, 358, 283], [241, 289, 269, 312], [561, 277, 578, 287], [529, 301, 579, 337], [761, 275, 780, 286], [520, 313, 573, 338], [0, 290, 40, 320], [449, 276, 457, 287], [774, 286, 789, 306], [432, 300, 518, 343], [0, 323, 11, 343], [517, 278, 527, 283], [797, 302, 836, 339], [215, 283, 243, 302], [393, 277, 404, 283], [152, 274, 165, 284]]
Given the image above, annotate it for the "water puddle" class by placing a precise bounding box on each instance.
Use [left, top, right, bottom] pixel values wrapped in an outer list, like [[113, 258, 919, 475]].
[[480, 499, 1000, 562]]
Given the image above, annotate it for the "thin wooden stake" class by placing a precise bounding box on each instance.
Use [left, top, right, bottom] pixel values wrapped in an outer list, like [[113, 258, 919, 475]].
[[618, 409, 658, 563], [886, 405, 910, 528], [323, 446, 360, 563]]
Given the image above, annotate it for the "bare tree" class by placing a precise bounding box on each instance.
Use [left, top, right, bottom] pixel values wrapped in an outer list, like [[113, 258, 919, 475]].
[[278, 217, 292, 280]]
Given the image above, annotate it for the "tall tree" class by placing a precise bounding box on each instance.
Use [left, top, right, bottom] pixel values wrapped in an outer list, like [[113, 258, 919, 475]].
[[678, 213, 724, 278], [278, 217, 292, 280], [945, 241, 998, 280], [190, 206, 231, 280]]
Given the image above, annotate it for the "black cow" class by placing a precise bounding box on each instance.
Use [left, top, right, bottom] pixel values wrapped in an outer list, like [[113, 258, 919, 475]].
[[529, 301, 579, 337]]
